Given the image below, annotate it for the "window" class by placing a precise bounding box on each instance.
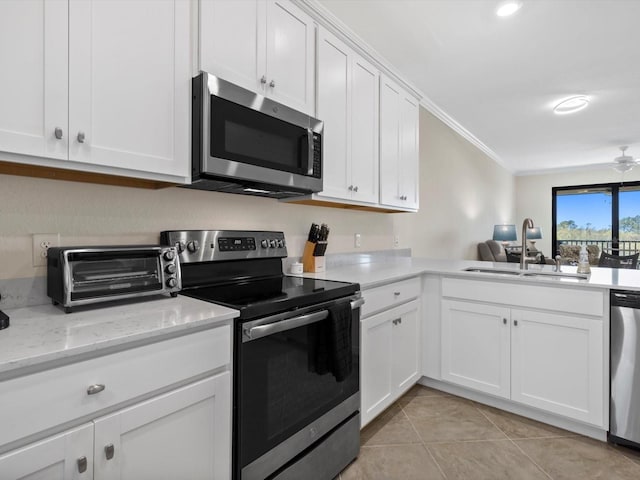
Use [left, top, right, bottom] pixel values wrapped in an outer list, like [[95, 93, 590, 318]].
[[552, 182, 640, 258]]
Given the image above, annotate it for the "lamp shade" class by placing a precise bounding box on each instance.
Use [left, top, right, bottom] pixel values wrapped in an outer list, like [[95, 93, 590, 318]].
[[493, 224, 517, 242], [526, 227, 542, 240]]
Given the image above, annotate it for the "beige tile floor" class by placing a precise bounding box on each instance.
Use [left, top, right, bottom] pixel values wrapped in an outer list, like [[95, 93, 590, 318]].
[[339, 385, 640, 479]]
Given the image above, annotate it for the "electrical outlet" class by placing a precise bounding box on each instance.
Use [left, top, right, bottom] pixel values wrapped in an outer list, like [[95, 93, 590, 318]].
[[354, 233, 362, 248], [394, 235, 400, 247], [33, 233, 60, 267]]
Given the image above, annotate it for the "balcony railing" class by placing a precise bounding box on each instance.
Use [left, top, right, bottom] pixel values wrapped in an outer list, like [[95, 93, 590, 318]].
[[558, 239, 640, 257]]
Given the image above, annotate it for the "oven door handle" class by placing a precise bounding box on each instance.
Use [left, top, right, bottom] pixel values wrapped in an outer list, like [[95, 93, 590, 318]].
[[244, 310, 329, 342]]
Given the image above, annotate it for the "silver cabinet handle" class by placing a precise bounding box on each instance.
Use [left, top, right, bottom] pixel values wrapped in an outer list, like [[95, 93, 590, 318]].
[[105, 444, 115, 460], [394, 291, 401, 296], [514, 320, 518, 326], [353, 186, 359, 192], [269, 79, 276, 88], [503, 318, 507, 324], [54, 127, 63, 139], [77, 131, 85, 143], [77, 456, 88, 473], [260, 75, 267, 84], [87, 384, 105, 395]]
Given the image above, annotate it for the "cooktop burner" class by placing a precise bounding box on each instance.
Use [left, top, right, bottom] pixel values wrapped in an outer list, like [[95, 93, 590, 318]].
[[182, 275, 358, 320]]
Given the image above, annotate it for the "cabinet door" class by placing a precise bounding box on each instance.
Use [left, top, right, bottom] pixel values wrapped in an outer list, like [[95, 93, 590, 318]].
[[391, 300, 421, 394], [264, 0, 315, 115], [316, 28, 351, 201], [93, 373, 231, 480], [199, 0, 263, 93], [68, 0, 190, 178], [511, 309, 604, 426], [0, 424, 93, 480], [361, 311, 393, 426], [0, 0, 68, 160], [379, 75, 401, 207], [441, 300, 511, 398], [350, 55, 379, 204], [399, 95, 419, 209]]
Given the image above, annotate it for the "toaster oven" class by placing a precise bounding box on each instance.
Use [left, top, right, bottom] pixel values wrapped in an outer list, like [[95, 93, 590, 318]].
[[47, 246, 181, 313]]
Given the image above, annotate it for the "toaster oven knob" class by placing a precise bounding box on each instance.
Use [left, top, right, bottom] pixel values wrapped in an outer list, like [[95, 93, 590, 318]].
[[187, 240, 200, 253], [261, 239, 270, 249], [163, 250, 175, 261], [277, 239, 285, 248], [269, 239, 277, 248], [165, 264, 176, 274], [166, 278, 177, 288]]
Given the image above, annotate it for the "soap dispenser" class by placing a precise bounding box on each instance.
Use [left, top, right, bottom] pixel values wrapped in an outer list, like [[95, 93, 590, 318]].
[[577, 245, 591, 274]]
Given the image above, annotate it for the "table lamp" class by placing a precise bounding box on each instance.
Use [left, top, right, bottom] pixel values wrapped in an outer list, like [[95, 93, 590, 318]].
[[526, 227, 542, 251], [493, 224, 517, 248]]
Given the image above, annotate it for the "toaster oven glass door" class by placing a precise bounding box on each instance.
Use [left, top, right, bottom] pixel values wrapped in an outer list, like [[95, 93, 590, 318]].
[[67, 251, 162, 301]]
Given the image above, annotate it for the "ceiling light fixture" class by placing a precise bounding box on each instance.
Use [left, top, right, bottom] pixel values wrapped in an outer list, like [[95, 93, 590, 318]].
[[553, 95, 590, 115], [612, 146, 638, 173], [496, 1, 523, 17]]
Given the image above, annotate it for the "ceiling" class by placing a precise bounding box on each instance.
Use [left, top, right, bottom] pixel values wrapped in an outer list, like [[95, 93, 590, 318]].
[[316, 0, 640, 175]]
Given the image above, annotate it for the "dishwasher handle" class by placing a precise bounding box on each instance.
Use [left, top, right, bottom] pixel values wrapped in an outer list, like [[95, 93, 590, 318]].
[[611, 290, 640, 308]]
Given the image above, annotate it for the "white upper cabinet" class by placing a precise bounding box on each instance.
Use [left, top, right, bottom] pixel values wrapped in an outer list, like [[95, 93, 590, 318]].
[[380, 74, 419, 210], [316, 27, 379, 204], [0, 0, 68, 161], [200, 0, 316, 115], [0, 0, 191, 182], [68, 0, 190, 178]]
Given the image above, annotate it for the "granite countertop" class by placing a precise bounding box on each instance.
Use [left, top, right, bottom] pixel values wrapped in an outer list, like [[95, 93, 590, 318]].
[[0, 295, 238, 377], [298, 257, 640, 291]]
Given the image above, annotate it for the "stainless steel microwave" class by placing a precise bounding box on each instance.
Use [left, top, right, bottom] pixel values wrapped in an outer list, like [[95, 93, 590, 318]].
[[47, 246, 181, 313], [189, 72, 323, 198]]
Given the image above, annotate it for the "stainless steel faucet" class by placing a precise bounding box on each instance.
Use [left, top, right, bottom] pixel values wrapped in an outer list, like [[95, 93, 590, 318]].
[[520, 218, 534, 270]]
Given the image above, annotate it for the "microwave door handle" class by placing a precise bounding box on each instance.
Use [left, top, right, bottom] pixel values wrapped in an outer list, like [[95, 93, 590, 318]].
[[306, 128, 314, 175], [243, 309, 328, 342]]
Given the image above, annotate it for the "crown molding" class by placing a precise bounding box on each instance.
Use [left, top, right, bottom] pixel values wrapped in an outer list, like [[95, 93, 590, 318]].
[[295, 0, 508, 172]]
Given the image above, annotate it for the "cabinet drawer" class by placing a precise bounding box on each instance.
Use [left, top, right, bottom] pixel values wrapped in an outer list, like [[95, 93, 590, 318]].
[[442, 277, 604, 317], [0, 325, 230, 448], [361, 277, 420, 317]]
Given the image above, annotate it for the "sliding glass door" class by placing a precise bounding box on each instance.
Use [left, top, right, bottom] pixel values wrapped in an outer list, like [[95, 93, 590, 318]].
[[552, 182, 640, 259]]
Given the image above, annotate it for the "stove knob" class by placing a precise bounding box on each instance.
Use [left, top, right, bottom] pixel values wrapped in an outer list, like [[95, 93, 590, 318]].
[[165, 264, 176, 274], [269, 239, 277, 248], [277, 239, 285, 248], [166, 277, 177, 288], [187, 240, 200, 253], [261, 239, 270, 249], [174, 241, 185, 254], [163, 250, 175, 261]]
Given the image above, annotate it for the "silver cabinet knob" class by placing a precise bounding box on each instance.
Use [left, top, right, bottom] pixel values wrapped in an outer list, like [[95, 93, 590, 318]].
[[77, 456, 88, 473], [503, 318, 507, 324], [87, 384, 105, 395], [353, 186, 359, 192], [77, 131, 85, 143], [260, 75, 267, 84], [514, 320, 518, 326], [54, 127, 63, 139], [105, 444, 115, 460], [269, 79, 276, 88], [348, 185, 353, 191]]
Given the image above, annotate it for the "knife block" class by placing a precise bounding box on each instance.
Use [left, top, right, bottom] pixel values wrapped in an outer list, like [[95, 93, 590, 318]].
[[302, 241, 326, 273]]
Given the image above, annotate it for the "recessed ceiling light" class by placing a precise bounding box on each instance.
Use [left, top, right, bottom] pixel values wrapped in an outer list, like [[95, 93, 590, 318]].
[[553, 95, 590, 115], [496, 1, 523, 17]]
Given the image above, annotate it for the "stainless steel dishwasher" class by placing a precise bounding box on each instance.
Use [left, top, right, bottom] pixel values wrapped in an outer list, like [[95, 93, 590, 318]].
[[610, 290, 640, 448]]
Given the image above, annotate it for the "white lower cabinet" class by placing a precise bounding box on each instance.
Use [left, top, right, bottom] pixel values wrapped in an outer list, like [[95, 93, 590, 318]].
[[0, 326, 232, 479], [361, 298, 420, 426], [440, 296, 604, 427]]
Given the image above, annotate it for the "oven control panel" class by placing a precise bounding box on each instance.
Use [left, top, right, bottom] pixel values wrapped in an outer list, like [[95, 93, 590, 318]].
[[160, 230, 287, 263]]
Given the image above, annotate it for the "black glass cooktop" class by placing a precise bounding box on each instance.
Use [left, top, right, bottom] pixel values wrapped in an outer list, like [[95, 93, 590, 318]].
[[181, 275, 359, 320]]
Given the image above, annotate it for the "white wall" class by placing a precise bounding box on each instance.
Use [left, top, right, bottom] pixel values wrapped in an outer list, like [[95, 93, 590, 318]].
[[0, 107, 514, 280], [516, 168, 640, 256]]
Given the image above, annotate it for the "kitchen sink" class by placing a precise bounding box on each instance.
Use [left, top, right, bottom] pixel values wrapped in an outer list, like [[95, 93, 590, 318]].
[[463, 267, 589, 280]]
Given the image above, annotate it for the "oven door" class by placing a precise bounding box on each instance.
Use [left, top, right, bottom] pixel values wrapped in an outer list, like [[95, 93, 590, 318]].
[[235, 296, 362, 480], [198, 73, 323, 193]]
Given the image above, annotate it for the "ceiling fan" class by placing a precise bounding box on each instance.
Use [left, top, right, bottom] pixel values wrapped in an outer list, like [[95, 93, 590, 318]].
[[612, 146, 638, 173]]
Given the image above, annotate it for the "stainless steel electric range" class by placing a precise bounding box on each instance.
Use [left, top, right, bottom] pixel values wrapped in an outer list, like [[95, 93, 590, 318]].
[[160, 230, 363, 480]]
